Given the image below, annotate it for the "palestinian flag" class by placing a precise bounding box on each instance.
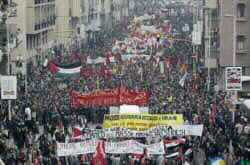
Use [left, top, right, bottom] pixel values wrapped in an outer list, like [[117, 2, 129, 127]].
[[164, 138, 193, 160], [48, 61, 82, 77]]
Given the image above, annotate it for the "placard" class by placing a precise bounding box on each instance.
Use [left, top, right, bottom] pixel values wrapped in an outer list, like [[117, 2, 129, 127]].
[[225, 67, 242, 91], [103, 114, 184, 131], [1, 76, 17, 99], [57, 140, 164, 157]]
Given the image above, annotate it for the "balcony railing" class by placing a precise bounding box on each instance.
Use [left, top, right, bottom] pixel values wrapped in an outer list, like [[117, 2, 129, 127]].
[[34, 16, 55, 31], [34, 0, 55, 5]]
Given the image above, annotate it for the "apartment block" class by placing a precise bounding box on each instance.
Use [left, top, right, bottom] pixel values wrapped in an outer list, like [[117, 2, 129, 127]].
[[7, 0, 56, 74], [112, 0, 129, 23], [220, 0, 250, 68], [55, 0, 114, 45], [203, 0, 219, 70], [219, 0, 250, 92]]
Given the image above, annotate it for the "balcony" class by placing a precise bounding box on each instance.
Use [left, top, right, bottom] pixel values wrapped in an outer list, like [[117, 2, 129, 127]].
[[34, 0, 55, 5], [236, 49, 248, 54], [34, 16, 55, 31], [237, 17, 248, 22]]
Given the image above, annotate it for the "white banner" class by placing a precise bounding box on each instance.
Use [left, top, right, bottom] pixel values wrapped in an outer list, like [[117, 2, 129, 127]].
[[160, 61, 164, 74], [225, 67, 242, 91], [0, 76, 17, 100], [57, 140, 164, 157], [87, 57, 107, 64], [57, 140, 98, 157], [105, 140, 164, 155], [178, 125, 203, 136], [72, 125, 204, 140]]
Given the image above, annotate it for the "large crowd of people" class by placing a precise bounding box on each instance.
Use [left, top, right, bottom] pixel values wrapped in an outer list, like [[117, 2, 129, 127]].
[[0, 3, 249, 165]]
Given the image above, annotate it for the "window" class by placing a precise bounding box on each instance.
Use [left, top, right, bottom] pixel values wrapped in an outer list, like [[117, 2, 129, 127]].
[[237, 3, 246, 18], [237, 35, 246, 50]]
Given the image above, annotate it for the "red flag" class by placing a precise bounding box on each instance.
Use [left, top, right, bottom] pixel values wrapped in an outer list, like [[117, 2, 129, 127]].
[[72, 127, 82, 139], [209, 103, 217, 125], [48, 62, 59, 74], [91, 141, 107, 165]]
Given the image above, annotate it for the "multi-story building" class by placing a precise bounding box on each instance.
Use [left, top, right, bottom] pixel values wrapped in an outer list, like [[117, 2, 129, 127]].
[[203, 0, 250, 99], [219, 0, 250, 93], [55, 0, 113, 46], [203, 0, 219, 89], [6, 0, 130, 75], [0, 1, 7, 74], [7, 0, 56, 75], [111, 0, 129, 24]]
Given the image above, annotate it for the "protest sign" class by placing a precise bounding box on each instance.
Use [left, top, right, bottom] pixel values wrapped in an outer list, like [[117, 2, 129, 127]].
[[57, 140, 164, 157], [103, 114, 184, 130], [0, 76, 17, 99], [72, 125, 203, 140], [57, 140, 98, 157], [70, 87, 149, 108], [225, 67, 242, 91]]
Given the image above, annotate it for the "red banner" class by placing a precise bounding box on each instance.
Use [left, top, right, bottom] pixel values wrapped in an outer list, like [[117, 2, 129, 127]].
[[70, 87, 149, 108]]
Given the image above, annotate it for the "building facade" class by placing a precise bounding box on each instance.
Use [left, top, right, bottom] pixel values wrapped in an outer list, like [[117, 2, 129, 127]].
[[0, 1, 7, 74], [218, 0, 250, 93], [54, 0, 114, 46], [7, 0, 56, 75], [220, 0, 250, 68], [112, 0, 129, 23], [203, 0, 250, 92], [6, 0, 130, 74]]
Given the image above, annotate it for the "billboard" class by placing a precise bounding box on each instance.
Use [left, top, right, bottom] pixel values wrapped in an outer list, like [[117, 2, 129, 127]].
[[1, 76, 17, 99], [225, 67, 242, 91]]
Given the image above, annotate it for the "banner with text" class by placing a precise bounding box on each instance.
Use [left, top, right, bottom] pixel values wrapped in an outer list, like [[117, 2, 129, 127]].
[[73, 125, 203, 140], [0, 76, 17, 100], [225, 67, 242, 91], [70, 87, 149, 108], [103, 114, 184, 131], [57, 140, 164, 157]]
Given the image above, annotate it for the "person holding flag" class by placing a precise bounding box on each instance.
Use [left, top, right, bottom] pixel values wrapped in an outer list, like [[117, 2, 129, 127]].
[[91, 141, 107, 165]]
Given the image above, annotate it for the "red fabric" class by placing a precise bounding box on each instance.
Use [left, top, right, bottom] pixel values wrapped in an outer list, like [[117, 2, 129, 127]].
[[70, 87, 149, 108], [132, 153, 143, 159], [48, 62, 59, 74], [99, 65, 112, 78], [164, 139, 186, 145], [91, 141, 107, 165], [81, 67, 94, 78], [81, 66, 112, 78], [209, 103, 217, 125], [72, 127, 82, 139], [34, 158, 41, 165]]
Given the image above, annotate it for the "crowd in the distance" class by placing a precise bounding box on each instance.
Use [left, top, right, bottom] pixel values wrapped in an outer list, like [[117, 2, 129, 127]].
[[0, 5, 249, 165]]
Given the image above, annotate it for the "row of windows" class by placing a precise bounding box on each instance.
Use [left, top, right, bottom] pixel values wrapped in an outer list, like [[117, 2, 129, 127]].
[[34, 0, 55, 5], [236, 3, 247, 52], [34, 17, 55, 30], [26, 31, 48, 50]]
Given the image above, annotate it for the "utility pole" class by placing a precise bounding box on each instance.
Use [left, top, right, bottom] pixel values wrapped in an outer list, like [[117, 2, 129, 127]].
[[232, 0, 237, 123], [192, 0, 197, 75], [206, 8, 212, 91], [6, 22, 11, 121]]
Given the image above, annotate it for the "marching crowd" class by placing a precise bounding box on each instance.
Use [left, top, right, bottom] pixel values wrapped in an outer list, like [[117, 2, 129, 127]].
[[0, 5, 250, 165]]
